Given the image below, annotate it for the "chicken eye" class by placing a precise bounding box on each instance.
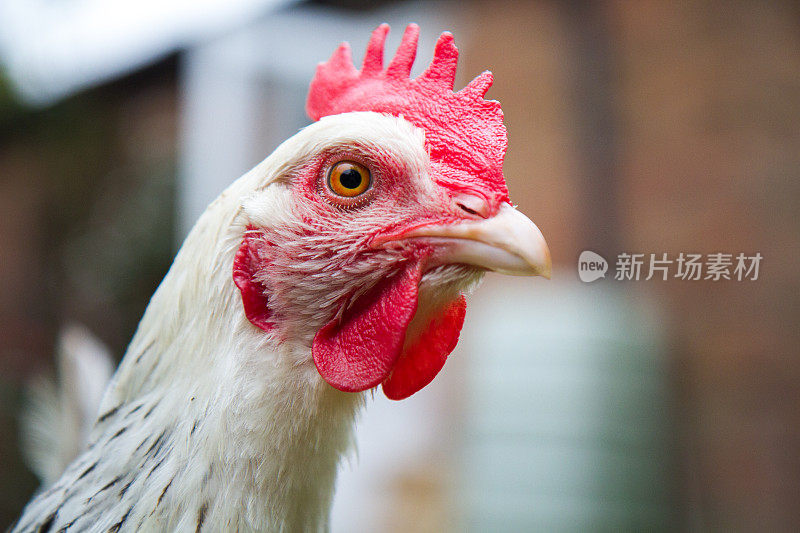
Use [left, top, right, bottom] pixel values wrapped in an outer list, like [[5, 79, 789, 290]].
[[327, 161, 371, 197]]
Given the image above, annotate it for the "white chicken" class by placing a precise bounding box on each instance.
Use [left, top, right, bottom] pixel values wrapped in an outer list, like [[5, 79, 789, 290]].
[[13, 24, 550, 532]]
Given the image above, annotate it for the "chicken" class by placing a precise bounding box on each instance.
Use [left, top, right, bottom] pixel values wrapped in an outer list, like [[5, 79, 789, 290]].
[[12, 23, 550, 532]]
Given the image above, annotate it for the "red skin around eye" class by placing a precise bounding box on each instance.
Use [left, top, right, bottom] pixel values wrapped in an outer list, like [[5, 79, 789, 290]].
[[306, 23, 511, 210]]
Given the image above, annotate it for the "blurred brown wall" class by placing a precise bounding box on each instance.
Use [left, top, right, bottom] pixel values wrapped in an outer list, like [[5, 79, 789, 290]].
[[611, 2, 800, 530], [0, 60, 178, 527], [464, 1, 800, 530]]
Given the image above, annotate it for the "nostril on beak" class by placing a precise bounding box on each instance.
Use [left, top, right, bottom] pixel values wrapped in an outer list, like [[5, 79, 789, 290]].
[[457, 203, 478, 215], [453, 193, 491, 219]]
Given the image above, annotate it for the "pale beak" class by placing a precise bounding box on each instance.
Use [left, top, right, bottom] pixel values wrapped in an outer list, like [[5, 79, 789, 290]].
[[402, 203, 552, 278]]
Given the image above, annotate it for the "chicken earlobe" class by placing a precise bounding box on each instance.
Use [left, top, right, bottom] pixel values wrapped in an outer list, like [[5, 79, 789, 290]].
[[233, 228, 275, 332]]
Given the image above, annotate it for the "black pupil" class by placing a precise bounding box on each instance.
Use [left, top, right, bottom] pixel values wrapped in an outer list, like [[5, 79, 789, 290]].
[[339, 168, 363, 189]]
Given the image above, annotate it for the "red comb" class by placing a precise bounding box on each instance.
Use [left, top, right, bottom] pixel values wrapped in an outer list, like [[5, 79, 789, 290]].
[[306, 24, 509, 204]]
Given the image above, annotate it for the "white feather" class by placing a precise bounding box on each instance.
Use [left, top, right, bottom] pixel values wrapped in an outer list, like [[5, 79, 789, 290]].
[[14, 112, 470, 532], [20, 324, 114, 487]]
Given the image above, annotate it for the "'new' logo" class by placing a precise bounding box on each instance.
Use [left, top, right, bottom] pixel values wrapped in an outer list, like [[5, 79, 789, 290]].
[[578, 251, 608, 282]]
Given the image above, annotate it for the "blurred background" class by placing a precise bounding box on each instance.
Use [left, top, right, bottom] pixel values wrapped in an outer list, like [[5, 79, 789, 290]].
[[0, 0, 798, 531]]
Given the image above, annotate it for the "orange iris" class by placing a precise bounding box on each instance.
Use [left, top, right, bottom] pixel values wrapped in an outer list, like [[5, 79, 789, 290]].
[[328, 161, 371, 197]]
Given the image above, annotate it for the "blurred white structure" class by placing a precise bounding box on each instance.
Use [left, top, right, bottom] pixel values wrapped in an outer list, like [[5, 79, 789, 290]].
[[457, 277, 674, 531], [0, 0, 290, 104]]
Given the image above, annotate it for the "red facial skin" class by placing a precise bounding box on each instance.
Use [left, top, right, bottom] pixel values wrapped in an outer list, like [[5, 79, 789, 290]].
[[235, 23, 512, 399], [233, 231, 276, 332], [307, 24, 510, 207], [233, 144, 481, 400]]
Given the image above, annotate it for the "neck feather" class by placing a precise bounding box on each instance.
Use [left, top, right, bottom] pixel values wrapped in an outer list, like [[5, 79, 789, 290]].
[[91, 171, 363, 531]]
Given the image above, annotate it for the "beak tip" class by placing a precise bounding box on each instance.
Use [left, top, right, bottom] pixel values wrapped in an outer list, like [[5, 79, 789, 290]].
[[536, 245, 552, 279]]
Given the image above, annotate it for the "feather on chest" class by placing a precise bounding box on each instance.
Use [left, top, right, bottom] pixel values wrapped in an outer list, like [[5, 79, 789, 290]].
[[14, 338, 362, 533]]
